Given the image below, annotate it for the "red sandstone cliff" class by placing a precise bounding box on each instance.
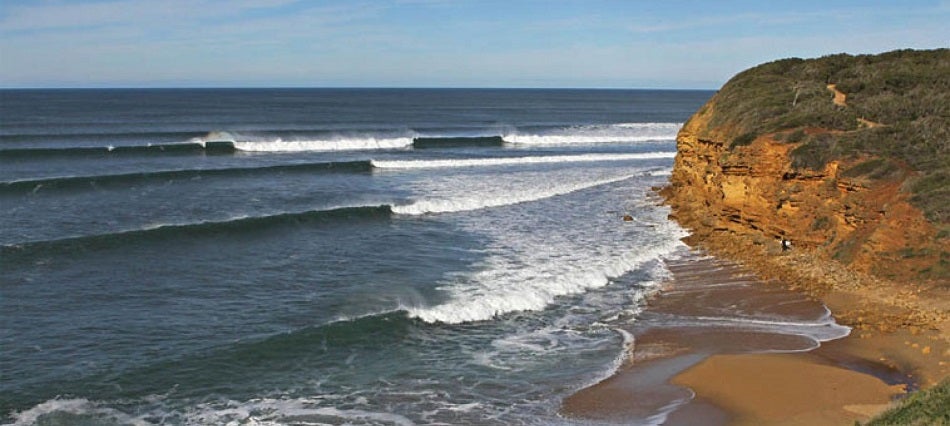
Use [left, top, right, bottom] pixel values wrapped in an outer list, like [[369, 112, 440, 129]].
[[662, 51, 948, 285]]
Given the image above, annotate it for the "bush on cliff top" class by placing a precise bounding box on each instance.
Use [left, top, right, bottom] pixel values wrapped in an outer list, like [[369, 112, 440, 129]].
[[862, 379, 950, 426], [708, 48, 949, 223]]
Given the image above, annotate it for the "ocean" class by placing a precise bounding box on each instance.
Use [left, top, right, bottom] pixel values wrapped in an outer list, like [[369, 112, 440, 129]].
[[0, 88, 716, 425]]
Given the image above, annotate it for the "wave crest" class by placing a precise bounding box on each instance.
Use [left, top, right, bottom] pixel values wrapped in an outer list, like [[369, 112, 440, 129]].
[[391, 174, 634, 215], [371, 152, 674, 170], [503, 122, 680, 145], [233, 137, 413, 152], [406, 237, 685, 324]]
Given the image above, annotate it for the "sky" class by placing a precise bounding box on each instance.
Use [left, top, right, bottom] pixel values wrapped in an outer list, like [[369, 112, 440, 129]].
[[0, 0, 947, 89]]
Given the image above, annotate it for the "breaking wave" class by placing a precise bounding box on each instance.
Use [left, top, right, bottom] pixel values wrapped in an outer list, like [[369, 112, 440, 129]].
[[0, 123, 681, 158], [371, 152, 674, 170], [406, 230, 686, 324], [390, 174, 635, 215], [502, 122, 680, 145], [232, 137, 414, 152]]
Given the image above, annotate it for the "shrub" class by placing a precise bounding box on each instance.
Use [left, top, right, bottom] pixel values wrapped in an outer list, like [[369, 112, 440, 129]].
[[791, 133, 838, 170], [785, 129, 806, 143], [842, 158, 900, 179], [862, 379, 950, 425], [731, 132, 757, 148]]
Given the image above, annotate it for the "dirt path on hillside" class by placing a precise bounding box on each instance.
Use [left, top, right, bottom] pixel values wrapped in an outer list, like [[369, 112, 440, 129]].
[[828, 84, 886, 127], [827, 83, 848, 107]]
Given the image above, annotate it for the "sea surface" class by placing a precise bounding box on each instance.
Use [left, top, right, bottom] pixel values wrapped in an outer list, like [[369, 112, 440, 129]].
[[0, 88, 722, 425]]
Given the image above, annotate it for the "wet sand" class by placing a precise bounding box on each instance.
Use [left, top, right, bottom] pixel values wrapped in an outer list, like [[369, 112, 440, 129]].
[[561, 253, 916, 425], [671, 353, 904, 426]]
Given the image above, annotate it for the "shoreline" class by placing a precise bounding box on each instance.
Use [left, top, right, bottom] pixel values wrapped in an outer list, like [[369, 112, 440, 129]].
[[561, 237, 949, 425]]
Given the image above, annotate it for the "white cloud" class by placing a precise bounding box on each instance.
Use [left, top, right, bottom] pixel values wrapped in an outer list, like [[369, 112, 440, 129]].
[[0, 0, 301, 31]]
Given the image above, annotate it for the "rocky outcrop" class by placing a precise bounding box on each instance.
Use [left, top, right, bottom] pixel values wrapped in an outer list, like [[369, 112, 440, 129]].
[[662, 92, 944, 285]]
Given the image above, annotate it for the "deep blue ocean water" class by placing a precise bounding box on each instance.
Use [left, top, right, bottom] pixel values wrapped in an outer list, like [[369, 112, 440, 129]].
[[1, 88, 715, 425]]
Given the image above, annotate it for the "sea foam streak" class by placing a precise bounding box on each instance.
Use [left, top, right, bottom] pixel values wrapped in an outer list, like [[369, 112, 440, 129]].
[[391, 174, 634, 215], [371, 152, 674, 170]]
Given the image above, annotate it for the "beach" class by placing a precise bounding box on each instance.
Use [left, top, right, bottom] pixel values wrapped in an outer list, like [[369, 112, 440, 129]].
[[562, 231, 949, 425]]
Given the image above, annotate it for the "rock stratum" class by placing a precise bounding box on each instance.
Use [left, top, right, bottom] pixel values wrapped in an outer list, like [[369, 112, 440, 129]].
[[663, 48, 948, 287]]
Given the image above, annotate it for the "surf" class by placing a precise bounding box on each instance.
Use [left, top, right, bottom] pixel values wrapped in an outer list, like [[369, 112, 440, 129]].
[[391, 173, 636, 215], [371, 152, 675, 170]]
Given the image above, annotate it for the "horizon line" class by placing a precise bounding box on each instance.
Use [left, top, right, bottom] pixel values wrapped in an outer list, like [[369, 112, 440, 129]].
[[0, 86, 719, 91]]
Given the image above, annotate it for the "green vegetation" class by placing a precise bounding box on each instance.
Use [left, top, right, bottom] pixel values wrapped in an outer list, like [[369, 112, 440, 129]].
[[842, 158, 901, 180], [810, 215, 832, 231], [861, 379, 950, 426], [709, 49, 949, 223], [731, 131, 757, 147], [785, 128, 806, 143]]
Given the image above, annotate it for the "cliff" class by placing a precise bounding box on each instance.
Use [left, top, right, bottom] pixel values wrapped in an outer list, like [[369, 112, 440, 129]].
[[663, 49, 948, 286]]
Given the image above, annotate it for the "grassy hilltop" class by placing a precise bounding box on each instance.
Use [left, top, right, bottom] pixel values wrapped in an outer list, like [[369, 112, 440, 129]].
[[710, 48, 949, 223]]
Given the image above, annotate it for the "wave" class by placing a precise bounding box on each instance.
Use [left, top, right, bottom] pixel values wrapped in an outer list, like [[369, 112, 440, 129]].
[[5, 398, 152, 426], [0, 142, 232, 159], [0, 123, 681, 158], [0, 161, 372, 195], [406, 235, 686, 324], [0, 130, 206, 144], [4, 171, 652, 260], [232, 137, 414, 152], [1, 205, 393, 260], [411, 136, 505, 149], [391, 173, 634, 215], [4, 173, 636, 254], [371, 152, 674, 170], [2, 310, 420, 425], [502, 122, 681, 145]]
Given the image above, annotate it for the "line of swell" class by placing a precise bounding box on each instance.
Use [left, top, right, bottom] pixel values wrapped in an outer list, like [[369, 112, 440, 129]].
[[411, 136, 505, 149], [1, 205, 392, 259], [0, 161, 372, 195], [0, 130, 206, 142], [1, 122, 682, 158], [371, 152, 674, 170], [0, 142, 233, 159]]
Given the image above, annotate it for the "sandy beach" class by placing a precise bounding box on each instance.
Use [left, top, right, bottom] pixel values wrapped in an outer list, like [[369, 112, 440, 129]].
[[562, 246, 948, 425]]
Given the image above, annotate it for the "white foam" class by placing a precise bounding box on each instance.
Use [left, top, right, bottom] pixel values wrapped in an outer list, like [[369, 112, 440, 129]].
[[233, 137, 413, 152], [406, 236, 685, 324], [8, 398, 151, 426], [371, 152, 674, 170], [391, 174, 633, 215], [503, 122, 681, 145], [503, 134, 673, 144], [673, 313, 851, 343], [181, 397, 417, 426], [572, 328, 636, 391]]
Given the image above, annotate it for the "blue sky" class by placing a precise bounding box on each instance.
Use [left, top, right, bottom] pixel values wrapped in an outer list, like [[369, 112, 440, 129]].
[[1, 0, 947, 89]]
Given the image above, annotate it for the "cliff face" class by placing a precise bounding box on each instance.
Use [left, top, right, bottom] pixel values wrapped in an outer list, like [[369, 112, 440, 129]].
[[662, 51, 948, 284]]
